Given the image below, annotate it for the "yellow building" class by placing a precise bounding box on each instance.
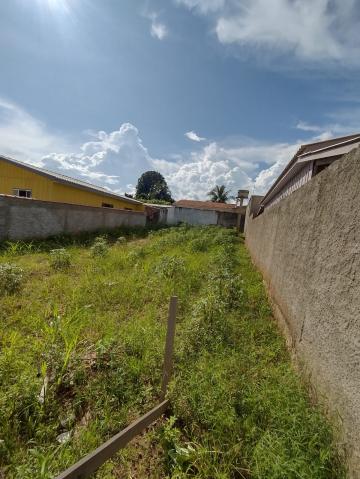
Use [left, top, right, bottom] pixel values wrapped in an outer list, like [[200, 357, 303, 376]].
[[0, 155, 144, 211]]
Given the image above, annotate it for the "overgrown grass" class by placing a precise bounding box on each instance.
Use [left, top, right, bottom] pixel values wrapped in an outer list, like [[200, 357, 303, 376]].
[[0, 226, 345, 478], [0, 224, 161, 256]]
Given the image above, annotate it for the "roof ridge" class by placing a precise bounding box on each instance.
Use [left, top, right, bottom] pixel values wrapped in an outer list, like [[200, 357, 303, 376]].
[[299, 135, 360, 157], [301, 132, 360, 149], [174, 199, 238, 210], [261, 132, 360, 205]]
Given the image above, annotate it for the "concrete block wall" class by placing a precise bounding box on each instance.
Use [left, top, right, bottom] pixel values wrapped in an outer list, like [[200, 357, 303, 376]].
[[0, 195, 146, 241], [245, 148, 360, 477], [167, 206, 246, 229], [169, 207, 218, 225]]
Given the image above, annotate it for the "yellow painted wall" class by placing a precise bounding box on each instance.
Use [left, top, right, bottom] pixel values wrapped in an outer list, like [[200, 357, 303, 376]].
[[0, 159, 144, 211]]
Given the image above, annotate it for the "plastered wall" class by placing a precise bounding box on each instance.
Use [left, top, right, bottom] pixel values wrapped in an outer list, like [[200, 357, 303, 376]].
[[245, 148, 360, 477], [0, 195, 146, 240], [169, 207, 218, 225], [167, 206, 245, 229]]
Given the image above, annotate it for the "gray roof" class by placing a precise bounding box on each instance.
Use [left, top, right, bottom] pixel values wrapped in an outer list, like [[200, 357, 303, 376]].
[[0, 154, 142, 205]]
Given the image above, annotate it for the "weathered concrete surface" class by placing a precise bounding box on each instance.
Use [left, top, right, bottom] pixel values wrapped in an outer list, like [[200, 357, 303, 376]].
[[144, 204, 171, 225], [247, 194, 263, 217], [245, 148, 360, 478], [0, 195, 146, 240], [168, 206, 218, 225], [168, 206, 246, 230]]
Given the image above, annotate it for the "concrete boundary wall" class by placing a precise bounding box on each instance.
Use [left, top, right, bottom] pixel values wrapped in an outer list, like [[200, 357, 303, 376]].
[[167, 206, 246, 229], [168, 207, 218, 225], [0, 195, 146, 241], [245, 149, 360, 478]]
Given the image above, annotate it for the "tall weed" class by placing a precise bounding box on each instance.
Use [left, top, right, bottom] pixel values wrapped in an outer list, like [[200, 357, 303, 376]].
[[0, 263, 24, 295]]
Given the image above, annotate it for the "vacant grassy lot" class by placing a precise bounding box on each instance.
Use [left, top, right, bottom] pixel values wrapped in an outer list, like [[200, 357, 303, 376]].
[[0, 226, 344, 478]]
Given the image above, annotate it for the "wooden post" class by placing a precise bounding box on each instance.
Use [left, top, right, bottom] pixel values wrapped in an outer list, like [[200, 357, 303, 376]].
[[53, 297, 179, 479], [161, 296, 178, 400], [54, 400, 169, 479]]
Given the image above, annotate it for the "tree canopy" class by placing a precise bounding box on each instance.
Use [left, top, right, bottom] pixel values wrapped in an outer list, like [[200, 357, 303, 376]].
[[207, 185, 231, 203], [135, 171, 174, 203]]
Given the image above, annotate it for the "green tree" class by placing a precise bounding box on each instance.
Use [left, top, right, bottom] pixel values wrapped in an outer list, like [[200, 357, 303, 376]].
[[207, 185, 231, 203], [135, 171, 174, 203]]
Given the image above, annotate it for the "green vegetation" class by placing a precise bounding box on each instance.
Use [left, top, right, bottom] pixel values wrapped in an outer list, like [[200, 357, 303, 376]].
[[49, 249, 72, 271], [0, 226, 344, 478], [0, 263, 24, 295], [135, 170, 174, 203], [207, 184, 231, 203], [116, 236, 127, 246], [90, 236, 110, 258]]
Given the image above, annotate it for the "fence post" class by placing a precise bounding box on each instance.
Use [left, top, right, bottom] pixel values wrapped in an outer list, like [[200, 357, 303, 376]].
[[53, 296, 178, 479], [161, 296, 178, 400]]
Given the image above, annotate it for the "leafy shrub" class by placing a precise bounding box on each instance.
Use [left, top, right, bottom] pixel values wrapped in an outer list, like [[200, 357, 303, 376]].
[[159, 417, 196, 473], [153, 255, 186, 279], [0, 263, 24, 295], [49, 248, 71, 270], [90, 236, 109, 257]]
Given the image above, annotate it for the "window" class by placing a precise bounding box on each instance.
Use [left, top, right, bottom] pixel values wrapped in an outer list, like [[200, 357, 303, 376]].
[[102, 202, 113, 208], [13, 189, 32, 198]]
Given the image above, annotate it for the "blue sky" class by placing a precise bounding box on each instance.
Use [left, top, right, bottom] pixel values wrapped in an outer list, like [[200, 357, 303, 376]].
[[1, 0, 360, 199]]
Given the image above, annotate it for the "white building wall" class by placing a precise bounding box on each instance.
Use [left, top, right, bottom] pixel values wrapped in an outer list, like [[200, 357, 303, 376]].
[[170, 207, 218, 225]]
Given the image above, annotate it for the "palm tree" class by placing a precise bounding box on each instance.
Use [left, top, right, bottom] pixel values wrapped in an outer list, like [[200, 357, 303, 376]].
[[207, 185, 231, 203]]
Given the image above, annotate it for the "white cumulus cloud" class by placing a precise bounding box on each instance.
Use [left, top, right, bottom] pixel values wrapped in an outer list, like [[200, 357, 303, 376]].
[[144, 12, 168, 40], [154, 142, 254, 199], [40, 123, 156, 194], [154, 139, 301, 199], [1, 98, 359, 201], [185, 130, 206, 142], [151, 21, 168, 40], [296, 121, 324, 133], [176, 0, 225, 13], [177, 0, 360, 65], [0, 99, 154, 194]]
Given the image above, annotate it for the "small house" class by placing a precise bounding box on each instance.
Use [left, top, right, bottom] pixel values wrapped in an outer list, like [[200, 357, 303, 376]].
[[0, 155, 144, 212]]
